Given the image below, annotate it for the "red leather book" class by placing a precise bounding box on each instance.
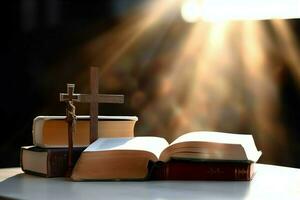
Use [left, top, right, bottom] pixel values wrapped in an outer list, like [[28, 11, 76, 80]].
[[150, 160, 254, 181]]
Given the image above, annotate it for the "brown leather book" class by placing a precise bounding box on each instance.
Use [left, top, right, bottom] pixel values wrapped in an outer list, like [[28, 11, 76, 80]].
[[20, 146, 85, 177], [150, 160, 254, 181]]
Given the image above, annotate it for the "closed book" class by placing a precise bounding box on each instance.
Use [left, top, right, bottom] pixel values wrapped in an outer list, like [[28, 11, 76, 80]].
[[33, 115, 138, 148], [20, 146, 85, 177], [150, 160, 254, 181]]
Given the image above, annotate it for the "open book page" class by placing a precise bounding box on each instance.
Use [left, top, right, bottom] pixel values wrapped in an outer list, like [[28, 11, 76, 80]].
[[72, 137, 169, 180], [171, 131, 262, 162], [85, 137, 169, 159]]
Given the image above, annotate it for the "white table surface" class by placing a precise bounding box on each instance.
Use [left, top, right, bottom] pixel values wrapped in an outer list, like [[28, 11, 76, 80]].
[[0, 164, 300, 200]]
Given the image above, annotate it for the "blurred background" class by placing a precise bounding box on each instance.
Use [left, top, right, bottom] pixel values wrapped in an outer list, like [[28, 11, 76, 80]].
[[1, 0, 300, 168]]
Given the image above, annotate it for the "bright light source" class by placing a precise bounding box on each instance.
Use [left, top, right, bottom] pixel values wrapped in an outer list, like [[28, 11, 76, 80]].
[[181, 0, 202, 23], [181, 0, 300, 22]]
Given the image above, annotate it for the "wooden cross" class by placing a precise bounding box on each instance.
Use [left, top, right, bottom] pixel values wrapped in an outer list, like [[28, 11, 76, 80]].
[[78, 67, 124, 143], [60, 67, 124, 143], [60, 67, 124, 176]]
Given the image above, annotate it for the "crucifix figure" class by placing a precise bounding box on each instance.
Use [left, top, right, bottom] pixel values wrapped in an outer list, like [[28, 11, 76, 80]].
[[59, 84, 80, 176], [60, 67, 124, 176]]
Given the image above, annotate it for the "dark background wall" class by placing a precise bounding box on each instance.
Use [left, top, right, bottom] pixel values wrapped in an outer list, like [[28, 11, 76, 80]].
[[1, 0, 300, 168], [2, 0, 141, 167]]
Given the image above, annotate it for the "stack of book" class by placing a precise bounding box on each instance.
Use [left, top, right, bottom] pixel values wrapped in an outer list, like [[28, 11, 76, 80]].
[[20, 115, 138, 177], [21, 117, 262, 181]]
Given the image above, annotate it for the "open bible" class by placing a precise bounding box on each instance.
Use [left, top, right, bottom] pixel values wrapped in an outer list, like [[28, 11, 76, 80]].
[[71, 131, 262, 181]]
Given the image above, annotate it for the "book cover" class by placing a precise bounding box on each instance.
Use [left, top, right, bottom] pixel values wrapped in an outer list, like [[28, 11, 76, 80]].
[[149, 160, 254, 181]]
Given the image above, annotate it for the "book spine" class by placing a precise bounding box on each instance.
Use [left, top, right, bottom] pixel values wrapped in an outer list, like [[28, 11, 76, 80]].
[[47, 151, 67, 177], [47, 148, 84, 177], [151, 161, 253, 181]]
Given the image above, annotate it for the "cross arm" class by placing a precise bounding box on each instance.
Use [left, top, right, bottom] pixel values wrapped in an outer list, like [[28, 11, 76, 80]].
[[60, 93, 81, 102], [78, 94, 124, 103]]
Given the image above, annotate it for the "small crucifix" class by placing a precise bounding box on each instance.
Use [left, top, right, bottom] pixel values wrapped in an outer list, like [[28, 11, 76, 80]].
[[59, 84, 80, 176], [60, 67, 124, 176]]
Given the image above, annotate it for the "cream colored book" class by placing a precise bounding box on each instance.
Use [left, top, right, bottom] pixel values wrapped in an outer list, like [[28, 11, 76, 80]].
[[71, 131, 262, 181], [32, 115, 138, 148]]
